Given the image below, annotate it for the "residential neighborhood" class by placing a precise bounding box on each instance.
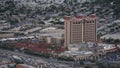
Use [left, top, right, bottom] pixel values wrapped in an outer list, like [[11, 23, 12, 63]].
[[0, 0, 120, 68]]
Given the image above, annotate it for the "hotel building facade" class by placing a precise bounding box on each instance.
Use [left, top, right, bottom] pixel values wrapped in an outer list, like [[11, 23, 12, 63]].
[[64, 14, 97, 47]]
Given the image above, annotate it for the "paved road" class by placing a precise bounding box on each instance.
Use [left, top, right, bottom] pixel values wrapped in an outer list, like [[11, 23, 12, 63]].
[[0, 49, 79, 68]]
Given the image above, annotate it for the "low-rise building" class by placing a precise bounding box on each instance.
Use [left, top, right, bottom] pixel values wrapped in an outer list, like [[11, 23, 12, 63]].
[[38, 33, 64, 46], [59, 42, 119, 61], [0, 31, 14, 38], [16, 64, 35, 68], [101, 33, 120, 40], [59, 51, 96, 61], [0, 62, 16, 68], [50, 37, 64, 46]]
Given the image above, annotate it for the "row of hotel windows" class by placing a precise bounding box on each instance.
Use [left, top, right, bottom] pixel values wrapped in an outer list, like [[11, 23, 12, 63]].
[[71, 29, 95, 32], [71, 28, 95, 30], [71, 37, 95, 40], [72, 35, 95, 38], [84, 30, 96, 32], [72, 20, 96, 24], [72, 24, 95, 27], [72, 35, 82, 37], [84, 35, 96, 37], [72, 39, 82, 42]]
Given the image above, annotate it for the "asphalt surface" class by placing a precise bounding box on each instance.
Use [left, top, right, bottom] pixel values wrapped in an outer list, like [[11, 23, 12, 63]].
[[0, 49, 80, 68]]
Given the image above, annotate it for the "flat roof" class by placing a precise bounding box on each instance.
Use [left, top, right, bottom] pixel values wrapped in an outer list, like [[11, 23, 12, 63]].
[[61, 51, 93, 56], [69, 42, 95, 48], [0, 36, 35, 41], [38, 33, 64, 37]]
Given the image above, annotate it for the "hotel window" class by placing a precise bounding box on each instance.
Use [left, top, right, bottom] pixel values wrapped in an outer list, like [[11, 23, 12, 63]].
[[90, 21, 92, 23], [73, 22, 75, 24], [76, 22, 78, 24]]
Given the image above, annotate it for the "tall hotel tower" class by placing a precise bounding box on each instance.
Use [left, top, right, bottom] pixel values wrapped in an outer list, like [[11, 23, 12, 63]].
[[64, 14, 97, 47]]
